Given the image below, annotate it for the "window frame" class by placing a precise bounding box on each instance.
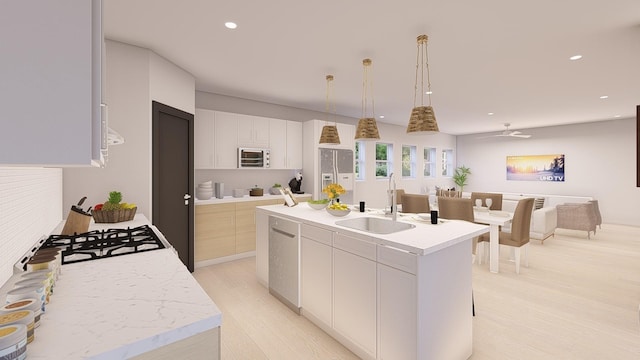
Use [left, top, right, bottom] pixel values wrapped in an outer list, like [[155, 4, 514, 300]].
[[375, 142, 394, 179], [423, 147, 436, 177], [442, 149, 454, 177], [402, 144, 417, 178]]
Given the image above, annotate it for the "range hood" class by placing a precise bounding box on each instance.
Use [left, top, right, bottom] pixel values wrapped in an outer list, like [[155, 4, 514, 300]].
[[107, 127, 125, 145]]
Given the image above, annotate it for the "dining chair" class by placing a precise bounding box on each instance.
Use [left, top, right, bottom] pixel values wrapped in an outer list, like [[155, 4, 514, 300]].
[[478, 197, 535, 274], [437, 197, 476, 254], [401, 193, 430, 213], [470, 192, 503, 210]]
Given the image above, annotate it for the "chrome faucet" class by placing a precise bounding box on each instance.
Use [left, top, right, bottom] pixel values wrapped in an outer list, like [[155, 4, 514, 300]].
[[388, 172, 397, 221]]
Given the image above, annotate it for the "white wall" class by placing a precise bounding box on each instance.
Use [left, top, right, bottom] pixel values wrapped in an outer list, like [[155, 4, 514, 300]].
[[0, 168, 62, 285], [354, 122, 458, 209], [63, 40, 195, 221], [456, 118, 639, 226]]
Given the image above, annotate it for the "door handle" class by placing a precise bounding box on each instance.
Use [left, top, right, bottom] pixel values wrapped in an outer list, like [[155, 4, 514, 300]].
[[184, 194, 191, 205]]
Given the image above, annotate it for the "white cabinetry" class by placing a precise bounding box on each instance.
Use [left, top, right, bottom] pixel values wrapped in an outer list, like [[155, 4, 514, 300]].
[[377, 245, 417, 360], [300, 224, 333, 327], [194, 109, 215, 169], [269, 119, 303, 169], [214, 112, 240, 169], [237, 114, 269, 148], [332, 233, 377, 359], [0, 0, 105, 166], [286, 121, 303, 169], [268, 119, 287, 169], [194, 109, 303, 169]]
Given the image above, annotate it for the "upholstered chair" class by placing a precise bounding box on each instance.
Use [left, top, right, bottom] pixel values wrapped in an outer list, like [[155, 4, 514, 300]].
[[401, 193, 430, 213], [478, 198, 535, 274], [437, 197, 476, 255], [589, 200, 602, 230], [470, 192, 503, 210], [556, 202, 598, 239]]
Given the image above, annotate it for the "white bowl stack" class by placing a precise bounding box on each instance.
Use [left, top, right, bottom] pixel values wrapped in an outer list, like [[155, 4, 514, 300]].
[[196, 181, 214, 200]]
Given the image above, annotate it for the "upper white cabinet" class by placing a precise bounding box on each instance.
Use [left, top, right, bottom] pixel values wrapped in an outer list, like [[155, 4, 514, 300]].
[[213, 112, 239, 169], [0, 0, 105, 166], [195, 109, 302, 169], [194, 109, 215, 169], [286, 121, 303, 169], [237, 114, 269, 148], [269, 119, 302, 169]]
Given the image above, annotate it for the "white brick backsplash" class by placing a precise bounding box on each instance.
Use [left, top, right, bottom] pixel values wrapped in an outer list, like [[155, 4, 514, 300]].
[[0, 167, 62, 286]]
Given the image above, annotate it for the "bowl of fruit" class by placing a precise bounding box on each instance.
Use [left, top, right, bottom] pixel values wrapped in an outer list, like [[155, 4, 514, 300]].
[[326, 202, 351, 217], [92, 191, 137, 223], [308, 199, 329, 210]]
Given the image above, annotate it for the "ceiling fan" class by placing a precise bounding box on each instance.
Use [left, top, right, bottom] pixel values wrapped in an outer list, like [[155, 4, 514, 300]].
[[478, 123, 531, 139]]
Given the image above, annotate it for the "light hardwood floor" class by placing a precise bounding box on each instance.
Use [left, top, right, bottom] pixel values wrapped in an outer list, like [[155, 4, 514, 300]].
[[193, 224, 640, 359]]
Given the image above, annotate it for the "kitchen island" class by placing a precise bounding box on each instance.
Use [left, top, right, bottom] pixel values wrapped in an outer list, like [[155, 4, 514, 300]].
[[256, 204, 488, 360], [1, 215, 222, 360]]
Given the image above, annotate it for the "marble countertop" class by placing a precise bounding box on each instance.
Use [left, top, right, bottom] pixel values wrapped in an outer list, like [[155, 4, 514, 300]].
[[15, 215, 222, 359], [256, 204, 489, 256], [195, 193, 311, 205]]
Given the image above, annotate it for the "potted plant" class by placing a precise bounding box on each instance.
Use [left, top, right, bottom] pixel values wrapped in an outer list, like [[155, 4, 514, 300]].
[[452, 166, 471, 192], [269, 183, 282, 195]]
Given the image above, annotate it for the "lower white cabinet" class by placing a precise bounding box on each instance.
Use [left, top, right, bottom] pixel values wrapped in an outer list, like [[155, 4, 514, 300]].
[[332, 235, 377, 359], [377, 263, 417, 360], [301, 234, 332, 326]]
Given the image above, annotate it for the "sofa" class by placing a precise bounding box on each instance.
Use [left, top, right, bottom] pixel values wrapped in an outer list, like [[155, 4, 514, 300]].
[[556, 201, 599, 239]]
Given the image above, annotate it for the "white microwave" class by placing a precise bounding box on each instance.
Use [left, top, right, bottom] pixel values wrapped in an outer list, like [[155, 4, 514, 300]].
[[238, 147, 270, 168]]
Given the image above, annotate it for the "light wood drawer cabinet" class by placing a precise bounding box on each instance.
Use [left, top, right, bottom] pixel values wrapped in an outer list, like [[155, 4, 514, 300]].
[[195, 203, 235, 261], [196, 198, 306, 262]]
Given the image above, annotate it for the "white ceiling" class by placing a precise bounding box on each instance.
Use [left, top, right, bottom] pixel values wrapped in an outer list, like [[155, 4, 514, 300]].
[[104, 0, 640, 135]]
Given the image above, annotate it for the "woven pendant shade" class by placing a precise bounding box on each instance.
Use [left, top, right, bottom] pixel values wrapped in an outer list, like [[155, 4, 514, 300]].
[[407, 105, 439, 133], [407, 34, 439, 134], [319, 75, 341, 144], [355, 117, 380, 139], [319, 124, 341, 144], [355, 59, 380, 140]]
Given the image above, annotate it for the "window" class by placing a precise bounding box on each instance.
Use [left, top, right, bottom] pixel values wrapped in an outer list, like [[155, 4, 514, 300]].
[[442, 149, 454, 177], [355, 141, 365, 180], [402, 145, 416, 178], [376, 143, 393, 178], [423, 147, 436, 177]]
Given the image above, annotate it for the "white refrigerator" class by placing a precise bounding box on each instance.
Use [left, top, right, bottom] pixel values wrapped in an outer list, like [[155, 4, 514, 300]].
[[319, 148, 354, 204]]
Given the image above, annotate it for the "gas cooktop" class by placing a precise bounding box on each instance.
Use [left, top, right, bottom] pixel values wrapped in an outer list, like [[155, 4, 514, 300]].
[[18, 225, 167, 270]]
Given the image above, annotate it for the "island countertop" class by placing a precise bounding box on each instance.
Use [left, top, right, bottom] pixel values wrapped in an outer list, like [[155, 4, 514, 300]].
[[256, 204, 488, 256], [5, 215, 222, 360]]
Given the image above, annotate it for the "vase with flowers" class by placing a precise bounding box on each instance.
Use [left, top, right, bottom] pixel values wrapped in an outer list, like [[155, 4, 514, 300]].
[[322, 183, 346, 205]]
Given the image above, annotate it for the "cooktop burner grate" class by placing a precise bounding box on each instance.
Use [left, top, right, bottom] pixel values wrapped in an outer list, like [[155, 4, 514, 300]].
[[39, 225, 166, 265]]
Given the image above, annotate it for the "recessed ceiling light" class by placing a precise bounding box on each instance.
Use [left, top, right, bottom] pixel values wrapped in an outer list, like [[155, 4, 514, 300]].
[[599, 95, 609, 99], [614, 115, 621, 118], [488, 112, 494, 116], [425, 91, 433, 95], [225, 22, 237, 29], [569, 55, 583, 61], [379, 115, 385, 119]]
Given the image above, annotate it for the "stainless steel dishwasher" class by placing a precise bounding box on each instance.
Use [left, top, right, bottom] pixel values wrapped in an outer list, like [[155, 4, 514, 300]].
[[269, 215, 301, 314]]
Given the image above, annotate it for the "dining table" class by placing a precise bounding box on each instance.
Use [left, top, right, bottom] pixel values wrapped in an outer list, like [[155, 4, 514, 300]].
[[472, 208, 514, 273]]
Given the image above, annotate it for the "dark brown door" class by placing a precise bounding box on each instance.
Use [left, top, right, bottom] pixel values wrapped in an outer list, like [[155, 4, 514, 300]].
[[152, 101, 194, 271]]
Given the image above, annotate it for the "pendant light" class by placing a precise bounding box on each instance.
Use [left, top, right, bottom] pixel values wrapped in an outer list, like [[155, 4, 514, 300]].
[[319, 75, 341, 144], [355, 58, 380, 140], [407, 34, 439, 134]]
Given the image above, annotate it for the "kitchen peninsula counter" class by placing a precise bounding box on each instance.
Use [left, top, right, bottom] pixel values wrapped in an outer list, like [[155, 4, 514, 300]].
[[256, 204, 488, 360], [21, 216, 222, 359]]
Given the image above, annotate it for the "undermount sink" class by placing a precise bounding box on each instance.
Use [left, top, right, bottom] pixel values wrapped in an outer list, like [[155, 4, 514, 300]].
[[335, 217, 416, 234]]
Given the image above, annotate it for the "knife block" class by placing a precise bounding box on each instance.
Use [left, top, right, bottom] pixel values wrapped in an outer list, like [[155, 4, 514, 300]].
[[61, 210, 91, 235]]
